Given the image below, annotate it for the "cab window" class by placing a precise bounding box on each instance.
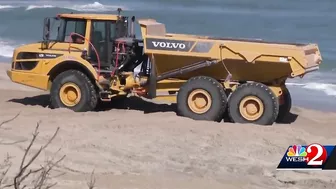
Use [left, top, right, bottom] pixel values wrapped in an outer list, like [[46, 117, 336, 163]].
[[57, 19, 86, 43], [90, 20, 108, 64], [110, 23, 116, 40]]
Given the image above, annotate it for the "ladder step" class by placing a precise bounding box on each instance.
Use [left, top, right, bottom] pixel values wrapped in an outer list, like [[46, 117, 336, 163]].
[[95, 69, 113, 73], [99, 91, 111, 101]]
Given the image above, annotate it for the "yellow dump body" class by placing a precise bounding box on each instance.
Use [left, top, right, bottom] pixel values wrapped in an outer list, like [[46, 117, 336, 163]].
[[138, 19, 322, 83]]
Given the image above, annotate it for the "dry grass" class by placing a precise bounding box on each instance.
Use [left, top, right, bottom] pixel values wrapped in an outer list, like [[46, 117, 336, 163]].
[[0, 113, 66, 189]]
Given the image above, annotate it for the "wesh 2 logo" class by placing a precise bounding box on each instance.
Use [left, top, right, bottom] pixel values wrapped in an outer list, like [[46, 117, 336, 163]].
[[277, 143, 336, 170], [286, 144, 327, 165]]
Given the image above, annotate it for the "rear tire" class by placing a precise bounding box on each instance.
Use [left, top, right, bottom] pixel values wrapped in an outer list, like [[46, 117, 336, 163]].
[[50, 70, 98, 112], [177, 76, 227, 122], [276, 87, 292, 123], [227, 82, 279, 125]]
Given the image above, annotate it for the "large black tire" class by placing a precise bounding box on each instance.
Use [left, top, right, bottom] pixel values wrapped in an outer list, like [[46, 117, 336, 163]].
[[50, 70, 98, 112], [227, 82, 279, 125], [276, 87, 292, 123], [177, 76, 227, 122]]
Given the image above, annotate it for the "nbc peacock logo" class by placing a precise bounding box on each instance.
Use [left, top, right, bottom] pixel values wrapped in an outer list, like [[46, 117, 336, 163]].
[[285, 145, 308, 162], [287, 145, 307, 157]]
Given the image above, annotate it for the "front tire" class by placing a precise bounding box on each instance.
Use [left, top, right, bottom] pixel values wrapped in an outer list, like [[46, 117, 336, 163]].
[[50, 70, 98, 112], [227, 82, 279, 125], [177, 76, 227, 122]]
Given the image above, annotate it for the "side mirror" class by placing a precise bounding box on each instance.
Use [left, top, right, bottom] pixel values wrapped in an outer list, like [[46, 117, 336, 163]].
[[43, 18, 50, 41]]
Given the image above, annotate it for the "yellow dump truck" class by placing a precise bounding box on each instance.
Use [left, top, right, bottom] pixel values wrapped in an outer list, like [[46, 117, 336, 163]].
[[6, 10, 322, 125]]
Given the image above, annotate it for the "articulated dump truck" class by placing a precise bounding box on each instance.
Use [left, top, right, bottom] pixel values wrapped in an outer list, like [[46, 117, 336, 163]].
[[6, 11, 322, 125]]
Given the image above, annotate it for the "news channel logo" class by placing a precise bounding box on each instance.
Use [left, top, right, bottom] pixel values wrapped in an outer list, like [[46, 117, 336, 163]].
[[277, 143, 336, 170]]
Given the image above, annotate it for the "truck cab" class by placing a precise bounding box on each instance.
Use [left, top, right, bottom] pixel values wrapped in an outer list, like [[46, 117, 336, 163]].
[[45, 13, 130, 68], [8, 12, 144, 91]]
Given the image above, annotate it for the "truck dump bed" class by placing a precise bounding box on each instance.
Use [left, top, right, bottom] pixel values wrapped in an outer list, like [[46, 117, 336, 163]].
[[138, 19, 322, 83]]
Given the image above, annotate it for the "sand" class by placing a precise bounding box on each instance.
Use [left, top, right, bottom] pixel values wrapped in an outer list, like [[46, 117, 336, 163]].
[[0, 63, 335, 189]]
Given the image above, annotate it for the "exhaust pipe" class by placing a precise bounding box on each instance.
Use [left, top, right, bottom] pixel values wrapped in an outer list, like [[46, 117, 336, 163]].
[[130, 16, 135, 38], [117, 8, 122, 17]]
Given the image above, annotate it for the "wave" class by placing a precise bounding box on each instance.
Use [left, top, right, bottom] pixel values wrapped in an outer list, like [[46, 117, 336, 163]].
[[25, 2, 127, 12], [0, 2, 129, 12], [0, 5, 15, 10], [0, 39, 18, 58], [67, 2, 127, 12], [287, 82, 336, 97], [26, 5, 55, 11]]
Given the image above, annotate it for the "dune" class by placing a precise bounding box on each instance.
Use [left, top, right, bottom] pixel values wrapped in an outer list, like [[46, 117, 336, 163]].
[[0, 63, 335, 189]]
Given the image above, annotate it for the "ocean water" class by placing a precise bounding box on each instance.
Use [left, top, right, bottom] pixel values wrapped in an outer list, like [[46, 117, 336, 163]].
[[0, 0, 335, 111]]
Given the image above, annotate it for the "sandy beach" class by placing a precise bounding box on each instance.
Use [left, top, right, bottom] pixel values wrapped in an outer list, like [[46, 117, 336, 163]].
[[0, 62, 336, 189]]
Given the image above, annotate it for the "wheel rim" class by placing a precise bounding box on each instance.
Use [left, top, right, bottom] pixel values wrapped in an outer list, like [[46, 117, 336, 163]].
[[239, 96, 264, 121], [187, 89, 212, 114], [59, 83, 82, 107]]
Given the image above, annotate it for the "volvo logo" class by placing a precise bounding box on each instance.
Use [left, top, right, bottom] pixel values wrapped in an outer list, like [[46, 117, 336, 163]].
[[146, 38, 195, 52], [151, 41, 186, 50]]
